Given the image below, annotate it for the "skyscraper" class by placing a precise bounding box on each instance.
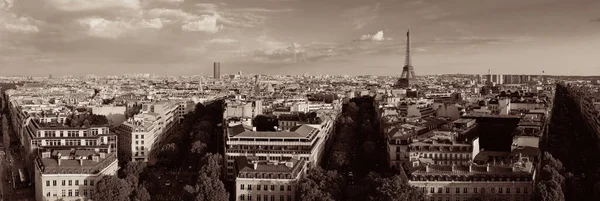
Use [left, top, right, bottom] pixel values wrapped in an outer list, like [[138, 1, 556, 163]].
[[213, 62, 221, 79], [395, 28, 417, 89]]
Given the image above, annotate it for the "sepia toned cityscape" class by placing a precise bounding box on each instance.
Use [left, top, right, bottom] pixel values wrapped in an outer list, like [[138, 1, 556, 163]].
[[1, 0, 600, 201]]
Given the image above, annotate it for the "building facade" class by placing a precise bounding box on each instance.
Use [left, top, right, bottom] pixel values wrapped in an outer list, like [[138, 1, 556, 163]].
[[234, 157, 306, 201]]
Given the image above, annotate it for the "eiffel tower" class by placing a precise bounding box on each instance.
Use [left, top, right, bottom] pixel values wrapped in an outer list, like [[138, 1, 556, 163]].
[[395, 28, 417, 88]]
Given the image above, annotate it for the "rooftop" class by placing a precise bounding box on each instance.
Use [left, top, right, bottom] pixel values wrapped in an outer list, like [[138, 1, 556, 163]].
[[37, 150, 117, 174], [228, 124, 319, 139]]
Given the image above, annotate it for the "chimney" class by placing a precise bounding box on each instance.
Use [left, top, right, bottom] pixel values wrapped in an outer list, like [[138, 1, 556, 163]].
[[425, 164, 431, 172], [469, 164, 473, 172], [92, 155, 99, 162], [486, 163, 491, 172], [99, 152, 106, 159], [57, 153, 62, 166], [79, 159, 83, 166], [285, 162, 294, 168], [253, 162, 258, 170]]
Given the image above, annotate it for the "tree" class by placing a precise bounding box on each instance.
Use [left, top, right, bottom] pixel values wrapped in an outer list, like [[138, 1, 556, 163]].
[[200, 153, 223, 179], [299, 167, 343, 200], [195, 173, 229, 201], [94, 175, 132, 201], [330, 151, 349, 169], [191, 141, 207, 155], [297, 179, 336, 201], [131, 185, 151, 201], [362, 141, 377, 155], [253, 115, 278, 131], [183, 185, 198, 200], [365, 173, 424, 201], [535, 180, 565, 201]]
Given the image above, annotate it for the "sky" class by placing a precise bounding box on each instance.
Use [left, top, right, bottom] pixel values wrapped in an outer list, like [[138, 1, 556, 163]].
[[1, 0, 600, 76]]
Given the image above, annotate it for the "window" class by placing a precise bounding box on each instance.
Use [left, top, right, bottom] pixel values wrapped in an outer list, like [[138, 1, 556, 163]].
[[53, 180, 57, 186], [62, 190, 66, 197], [287, 195, 292, 201], [516, 188, 521, 194], [430, 188, 435, 193], [248, 195, 252, 200], [456, 198, 460, 201], [135, 135, 138, 139], [141, 135, 144, 139], [499, 187, 502, 193], [69, 180, 72, 186], [240, 194, 245, 200], [264, 195, 268, 201], [84, 190, 88, 196], [84, 180, 88, 186], [437, 188, 442, 193], [62, 180, 66, 186], [463, 188, 467, 193], [280, 185, 284, 191], [258, 185, 261, 191], [75, 190, 79, 196], [456, 188, 460, 193], [75, 180, 79, 185], [46, 192, 50, 197], [271, 185, 275, 191], [241, 184, 245, 190], [446, 198, 449, 201], [481, 188, 485, 193], [446, 188, 450, 193], [68, 190, 73, 196], [280, 195, 284, 201], [264, 185, 268, 191], [287, 185, 292, 191], [90, 180, 94, 186], [271, 195, 275, 201], [491, 188, 495, 193], [507, 188, 511, 193], [474, 188, 478, 193], [257, 194, 261, 201], [46, 181, 50, 186], [248, 185, 252, 190], [524, 188, 528, 194]]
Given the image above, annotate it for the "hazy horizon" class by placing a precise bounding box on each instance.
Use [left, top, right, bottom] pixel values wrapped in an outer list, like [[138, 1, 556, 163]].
[[2, 0, 600, 76]]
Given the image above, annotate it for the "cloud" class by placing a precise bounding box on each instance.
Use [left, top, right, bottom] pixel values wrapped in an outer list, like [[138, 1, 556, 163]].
[[2, 16, 40, 34], [358, 30, 387, 41], [154, 0, 184, 4], [229, 8, 293, 13], [79, 18, 163, 39], [209, 38, 238, 44], [343, 3, 380, 30], [181, 15, 223, 33], [147, 8, 198, 22], [195, 3, 218, 11], [46, 0, 141, 12]]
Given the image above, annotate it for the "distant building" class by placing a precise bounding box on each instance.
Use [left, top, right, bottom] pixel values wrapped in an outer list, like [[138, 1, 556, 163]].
[[214, 62, 221, 79]]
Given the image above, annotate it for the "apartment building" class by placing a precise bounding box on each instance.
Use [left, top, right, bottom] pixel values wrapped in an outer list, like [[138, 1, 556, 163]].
[[34, 149, 118, 201], [408, 134, 537, 201], [224, 121, 332, 181], [234, 157, 306, 201], [398, 99, 436, 118], [116, 101, 182, 163], [409, 158, 535, 201]]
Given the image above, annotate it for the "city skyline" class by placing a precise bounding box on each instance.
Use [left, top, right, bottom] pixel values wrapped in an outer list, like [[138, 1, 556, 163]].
[[2, 0, 600, 76]]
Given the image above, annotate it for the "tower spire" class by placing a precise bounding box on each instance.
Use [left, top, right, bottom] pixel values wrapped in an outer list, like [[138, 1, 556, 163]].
[[396, 27, 417, 89], [405, 27, 411, 67]]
